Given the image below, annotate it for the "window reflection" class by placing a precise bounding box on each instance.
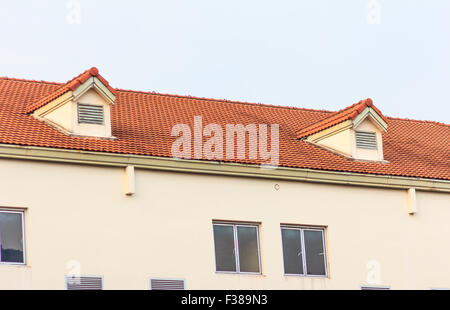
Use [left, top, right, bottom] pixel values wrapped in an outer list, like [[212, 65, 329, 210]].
[[0, 211, 24, 264]]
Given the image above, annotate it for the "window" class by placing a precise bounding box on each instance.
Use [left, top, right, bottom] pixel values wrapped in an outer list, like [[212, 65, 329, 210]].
[[77, 103, 104, 125], [0, 210, 25, 264], [355, 131, 377, 149], [281, 226, 327, 276], [213, 222, 261, 274]]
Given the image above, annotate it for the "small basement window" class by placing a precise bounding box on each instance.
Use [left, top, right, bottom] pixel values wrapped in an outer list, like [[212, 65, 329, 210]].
[[361, 286, 390, 290], [77, 103, 104, 125], [355, 131, 377, 150], [149, 278, 185, 290], [66, 276, 103, 290]]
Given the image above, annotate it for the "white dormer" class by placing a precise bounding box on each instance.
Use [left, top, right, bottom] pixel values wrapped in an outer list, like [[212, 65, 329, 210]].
[[29, 67, 115, 139], [297, 99, 388, 162]]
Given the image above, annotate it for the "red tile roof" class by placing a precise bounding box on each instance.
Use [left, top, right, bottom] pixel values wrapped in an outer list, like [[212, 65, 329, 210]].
[[0, 68, 449, 180], [296, 98, 387, 138]]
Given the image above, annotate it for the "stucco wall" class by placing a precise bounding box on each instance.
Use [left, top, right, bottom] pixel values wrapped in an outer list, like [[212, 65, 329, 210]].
[[0, 158, 448, 289]]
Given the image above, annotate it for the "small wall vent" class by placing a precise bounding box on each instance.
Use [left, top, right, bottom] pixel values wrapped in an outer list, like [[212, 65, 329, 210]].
[[149, 278, 185, 290], [66, 276, 103, 290], [77, 103, 104, 125], [355, 131, 377, 149]]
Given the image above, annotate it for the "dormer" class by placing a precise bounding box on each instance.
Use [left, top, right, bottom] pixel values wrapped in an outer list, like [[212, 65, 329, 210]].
[[26, 67, 116, 139], [297, 99, 388, 162]]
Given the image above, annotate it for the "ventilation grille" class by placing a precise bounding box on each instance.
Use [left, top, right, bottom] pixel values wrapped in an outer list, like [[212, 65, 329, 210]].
[[361, 286, 390, 290], [66, 276, 103, 290], [77, 103, 104, 125], [150, 278, 185, 290], [355, 131, 377, 149]]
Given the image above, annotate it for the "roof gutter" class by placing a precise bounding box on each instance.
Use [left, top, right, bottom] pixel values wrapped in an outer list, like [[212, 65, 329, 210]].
[[0, 143, 448, 192]]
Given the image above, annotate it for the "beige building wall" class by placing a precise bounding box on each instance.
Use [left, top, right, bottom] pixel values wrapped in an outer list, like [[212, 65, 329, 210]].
[[0, 158, 448, 290], [314, 127, 352, 157]]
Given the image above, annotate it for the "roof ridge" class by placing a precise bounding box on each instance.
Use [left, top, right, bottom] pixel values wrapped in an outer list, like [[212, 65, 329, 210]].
[[386, 116, 450, 127], [0, 76, 62, 85], [0, 76, 334, 113], [1, 77, 448, 125], [116, 87, 335, 113]]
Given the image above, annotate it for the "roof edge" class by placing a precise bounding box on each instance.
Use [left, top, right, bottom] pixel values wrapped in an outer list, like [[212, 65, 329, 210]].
[[0, 143, 448, 191]]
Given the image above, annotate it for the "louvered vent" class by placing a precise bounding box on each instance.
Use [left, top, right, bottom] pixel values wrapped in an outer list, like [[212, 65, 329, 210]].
[[355, 131, 377, 149], [77, 103, 104, 125], [150, 278, 185, 290], [66, 276, 103, 290], [361, 286, 390, 290]]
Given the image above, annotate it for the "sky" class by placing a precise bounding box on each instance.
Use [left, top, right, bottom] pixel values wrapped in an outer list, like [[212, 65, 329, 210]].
[[0, 0, 449, 124]]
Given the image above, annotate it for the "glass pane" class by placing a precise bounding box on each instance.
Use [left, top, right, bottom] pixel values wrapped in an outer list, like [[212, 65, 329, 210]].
[[304, 230, 326, 276], [281, 228, 303, 274], [0, 212, 24, 263], [213, 225, 236, 272], [237, 226, 260, 273]]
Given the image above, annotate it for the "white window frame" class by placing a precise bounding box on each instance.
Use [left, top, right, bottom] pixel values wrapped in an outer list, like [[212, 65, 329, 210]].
[[212, 222, 262, 275], [281, 225, 328, 278], [0, 209, 26, 265]]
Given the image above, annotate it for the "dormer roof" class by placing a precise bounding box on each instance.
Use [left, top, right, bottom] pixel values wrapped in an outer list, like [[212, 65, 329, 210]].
[[25, 67, 116, 114], [296, 98, 387, 139]]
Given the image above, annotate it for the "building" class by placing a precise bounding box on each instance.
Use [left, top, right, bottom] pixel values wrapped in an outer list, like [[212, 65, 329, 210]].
[[0, 67, 448, 290]]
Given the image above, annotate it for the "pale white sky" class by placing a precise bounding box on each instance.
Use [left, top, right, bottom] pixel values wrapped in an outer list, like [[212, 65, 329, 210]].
[[0, 0, 449, 123]]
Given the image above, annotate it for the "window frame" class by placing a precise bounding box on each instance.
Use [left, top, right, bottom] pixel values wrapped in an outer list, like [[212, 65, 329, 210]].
[[0, 209, 26, 265], [280, 225, 328, 278], [212, 222, 262, 275]]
